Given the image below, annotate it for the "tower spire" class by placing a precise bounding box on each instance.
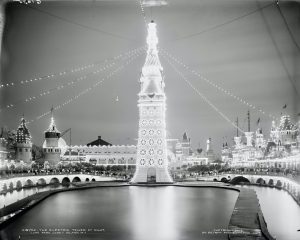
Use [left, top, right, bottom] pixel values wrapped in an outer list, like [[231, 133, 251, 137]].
[[140, 21, 164, 96], [247, 110, 251, 132], [46, 106, 60, 133], [51, 105, 54, 119]]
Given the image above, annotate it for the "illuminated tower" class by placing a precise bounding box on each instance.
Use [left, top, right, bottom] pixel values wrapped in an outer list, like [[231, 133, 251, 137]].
[[43, 109, 61, 166], [16, 116, 32, 164], [131, 21, 173, 183]]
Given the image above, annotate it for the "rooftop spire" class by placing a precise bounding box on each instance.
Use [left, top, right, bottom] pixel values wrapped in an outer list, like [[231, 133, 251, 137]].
[[140, 21, 164, 96], [46, 107, 60, 133]]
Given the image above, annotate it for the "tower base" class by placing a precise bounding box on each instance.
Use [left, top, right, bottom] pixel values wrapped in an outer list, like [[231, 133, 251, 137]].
[[131, 167, 173, 183]]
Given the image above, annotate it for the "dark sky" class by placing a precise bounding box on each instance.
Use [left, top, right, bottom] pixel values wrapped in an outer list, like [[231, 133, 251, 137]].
[[1, 0, 299, 154]]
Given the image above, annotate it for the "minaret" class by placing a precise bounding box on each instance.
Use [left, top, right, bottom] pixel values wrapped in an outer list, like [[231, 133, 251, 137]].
[[182, 132, 191, 158], [43, 108, 61, 166], [244, 110, 254, 147], [131, 21, 173, 183], [15, 116, 32, 164]]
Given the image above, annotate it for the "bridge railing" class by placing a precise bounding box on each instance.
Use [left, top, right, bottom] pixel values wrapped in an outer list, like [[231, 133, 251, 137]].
[[0, 171, 103, 180], [223, 171, 300, 183]]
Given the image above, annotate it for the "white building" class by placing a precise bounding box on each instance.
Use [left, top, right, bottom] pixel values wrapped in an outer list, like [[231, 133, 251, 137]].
[[224, 115, 300, 170]]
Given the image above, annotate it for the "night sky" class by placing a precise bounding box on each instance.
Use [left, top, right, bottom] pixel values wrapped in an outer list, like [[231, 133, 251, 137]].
[[0, 0, 299, 154]]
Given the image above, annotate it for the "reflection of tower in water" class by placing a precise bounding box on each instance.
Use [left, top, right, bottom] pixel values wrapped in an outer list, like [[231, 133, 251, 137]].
[[131, 21, 172, 183]]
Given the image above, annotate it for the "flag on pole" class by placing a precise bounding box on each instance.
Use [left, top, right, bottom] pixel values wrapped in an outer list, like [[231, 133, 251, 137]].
[[256, 117, 260, 125], [283, 104, 287, 109]]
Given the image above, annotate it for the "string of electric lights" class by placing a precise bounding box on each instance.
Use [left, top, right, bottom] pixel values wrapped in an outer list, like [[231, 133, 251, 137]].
[[0, 47, 145, 113], [160, 48, 278, 121], [162, 54, 245, 134], [26, 48, 144, 125], [0, 63, 93, 89], [275, 1, 300, 52], [137, 0, 148, 26], [0, 46, 145, 90], [171, 2, 274, 42]]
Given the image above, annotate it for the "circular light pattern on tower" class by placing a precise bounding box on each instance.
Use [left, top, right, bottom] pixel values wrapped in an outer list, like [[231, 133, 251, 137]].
[[142, 119, 147, 126], [156, 120, 161, 125], [140, 149, 146, 155], [141, 130, 147, 135], [157, 149, 163, 155], [149, 119, 154, 125], [158, 159, 163, 165], [149, 149, 154, 155], [141, 139, 146, 145], [157, 130, 161, 135], [157, 139, 162, 145], [140, 159, 145, 165], [149, 139, 154, 145], [149, 159, 154, 165], [149, 129, 154, 135]]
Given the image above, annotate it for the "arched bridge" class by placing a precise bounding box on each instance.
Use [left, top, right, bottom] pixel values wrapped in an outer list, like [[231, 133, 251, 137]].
[[0, 174, 114, 192], [198, 173, 300, 201]]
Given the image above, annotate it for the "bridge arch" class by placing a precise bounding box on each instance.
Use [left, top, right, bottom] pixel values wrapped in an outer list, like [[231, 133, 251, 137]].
[[49, 178, 60, 185], [256, 178, 266, 184], [85, 178, 90, 182], [72, 177, 81, 183], [37, 178, 47, 186], [220, 177, 229, 183], [91, 178, 95, 182], [2, 183, 8, 192], [276, 180, 282, 187], [8, 182, 14, 191], [230, 176, 250, 185], [62, 177, 71, 185], [16, 180, 22, 189], [24, 179, 34, 187], [268, 179, 274, 186]]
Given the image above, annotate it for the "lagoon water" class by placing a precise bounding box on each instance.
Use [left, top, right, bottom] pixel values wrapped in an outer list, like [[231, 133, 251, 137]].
[[2, 185, 299, 240], [0, 186, 238, 240], [241, 185, 300, 240]]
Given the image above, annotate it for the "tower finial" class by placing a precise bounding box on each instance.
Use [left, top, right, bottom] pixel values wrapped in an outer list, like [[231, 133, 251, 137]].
[[51, 105, 54, 118]]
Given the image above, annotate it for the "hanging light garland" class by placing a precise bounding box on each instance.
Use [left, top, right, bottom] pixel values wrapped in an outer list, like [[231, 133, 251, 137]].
[[0, 47, 145, 113], [137, 0, 148, 26], [160, 48, 278, 121], [162, 54, 245, 134], [26, 49, 144, 125], [0, 45, 145, 90]]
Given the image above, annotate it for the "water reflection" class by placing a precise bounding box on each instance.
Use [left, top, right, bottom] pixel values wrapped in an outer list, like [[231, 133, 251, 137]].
[[0, 186, 238, 240], [0, 184, 70, 208], [129, 187, 178, 240], [241, 185, 300, 240]]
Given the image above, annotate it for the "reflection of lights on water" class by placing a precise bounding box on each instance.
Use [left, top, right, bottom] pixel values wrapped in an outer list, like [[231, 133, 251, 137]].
[[129, 186, 177, 240]]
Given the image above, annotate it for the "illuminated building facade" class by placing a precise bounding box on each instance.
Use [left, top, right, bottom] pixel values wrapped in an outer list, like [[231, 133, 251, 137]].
[[224, 115, 300, 170]]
